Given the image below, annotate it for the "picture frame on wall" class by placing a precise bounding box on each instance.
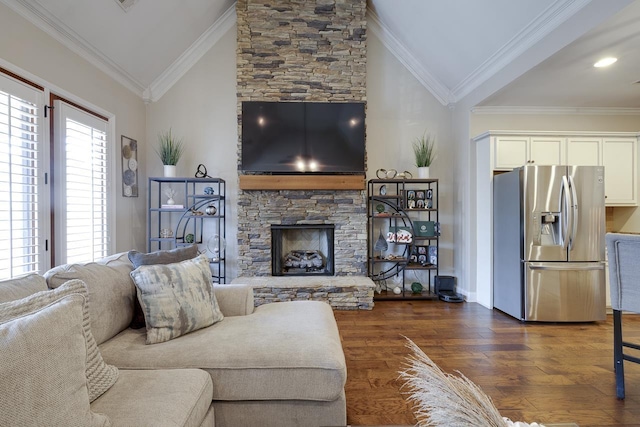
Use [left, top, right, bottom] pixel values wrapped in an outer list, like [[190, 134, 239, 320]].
[[121, 135, 138, 197]]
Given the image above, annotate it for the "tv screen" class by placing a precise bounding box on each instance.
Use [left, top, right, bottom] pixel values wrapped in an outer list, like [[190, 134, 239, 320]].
[[241, 101, 365, 174]]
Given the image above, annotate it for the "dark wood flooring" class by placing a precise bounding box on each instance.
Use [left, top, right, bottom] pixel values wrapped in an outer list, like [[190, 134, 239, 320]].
[[334, 300, 640, 427]]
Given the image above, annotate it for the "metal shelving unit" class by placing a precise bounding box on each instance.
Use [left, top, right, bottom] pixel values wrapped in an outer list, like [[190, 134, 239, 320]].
[[148, 177, 226, 283], [367, 178, 439, 300]]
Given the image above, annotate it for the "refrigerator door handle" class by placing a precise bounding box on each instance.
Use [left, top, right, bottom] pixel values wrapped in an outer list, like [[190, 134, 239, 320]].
[[568, 175, 579, 250], [528, 263, 604, 271], [561, 176, 572, 250]]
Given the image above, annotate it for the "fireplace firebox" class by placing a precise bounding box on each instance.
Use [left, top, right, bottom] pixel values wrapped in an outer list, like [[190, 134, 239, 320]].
[[271, 224, 335, 276]]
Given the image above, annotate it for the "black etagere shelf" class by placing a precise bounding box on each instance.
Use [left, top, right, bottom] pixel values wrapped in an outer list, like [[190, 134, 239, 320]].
[[367, 178, 439, 300], [147, 177, 226, 283]]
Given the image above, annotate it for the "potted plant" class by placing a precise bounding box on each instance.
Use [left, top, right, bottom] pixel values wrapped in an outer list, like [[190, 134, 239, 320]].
[[412, 132, 436, 179], [156, 128, 184, 177]]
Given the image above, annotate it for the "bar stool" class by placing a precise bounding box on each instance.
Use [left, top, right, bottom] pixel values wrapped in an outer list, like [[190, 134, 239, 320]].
[[606, 233, 640, 399]]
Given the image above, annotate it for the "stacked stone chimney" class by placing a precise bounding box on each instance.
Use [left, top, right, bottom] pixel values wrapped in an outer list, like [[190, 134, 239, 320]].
[[236, 0, 368, 276]]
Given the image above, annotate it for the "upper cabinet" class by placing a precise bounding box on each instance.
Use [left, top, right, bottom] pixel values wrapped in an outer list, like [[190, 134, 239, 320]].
[[494, 136, 564, 169], [603, 138, 637, 205], [477, 131, 639, 206]]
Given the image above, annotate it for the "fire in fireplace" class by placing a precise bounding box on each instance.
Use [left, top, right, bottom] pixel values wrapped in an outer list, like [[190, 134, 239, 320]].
[[271, 224, 335, 276]]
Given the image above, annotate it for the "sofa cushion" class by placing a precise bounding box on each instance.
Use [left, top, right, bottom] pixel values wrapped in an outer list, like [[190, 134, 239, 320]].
[[0, 280, 119, 402], [0, 284, 111, 426], [0, 273, 48, 303], [90, 369, 213, 427], [128, 244, 200, 328], [99, 300, 346, 402], [130, 254, 224, 344], [44, 253, 135, 345]]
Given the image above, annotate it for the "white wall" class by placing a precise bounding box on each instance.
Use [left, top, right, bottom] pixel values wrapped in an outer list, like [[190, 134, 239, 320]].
[[366, 32, 454, 287], [0, 2, 147, 256], [146, 26, 239, 280]]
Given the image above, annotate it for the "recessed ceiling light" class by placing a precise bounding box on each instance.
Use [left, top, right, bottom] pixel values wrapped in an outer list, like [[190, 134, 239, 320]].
[[594, 57, 617, 68]]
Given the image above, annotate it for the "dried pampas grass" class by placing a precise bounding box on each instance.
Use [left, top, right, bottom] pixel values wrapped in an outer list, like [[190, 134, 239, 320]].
[[399, 337, 530, 427]]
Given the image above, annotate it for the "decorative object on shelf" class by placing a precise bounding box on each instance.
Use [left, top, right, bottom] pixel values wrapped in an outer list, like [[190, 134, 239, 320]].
[[205, 204, 217, 216], [121, 136, 138, 197], [411, 282, 423, 294], [190, 207, 203, 216], [376, 168, 397, 179], [379, 185, 387, 196], [387, 227, 412, 243], [156, 128, 184, 177], [185, 233, 195, 244], [374, 229, 388, 256], [160, 228, 173, 238], [413, 131, 436, 179], [195, 163, 213, 179], [393, 286, 402, 295], [414, 221, 436, 237], [203, 186, 215, 195], [164, 187, 176, 205], [207, 234, 226, 262], [396, 170, 413, 179], [375, 203, 385, 214]]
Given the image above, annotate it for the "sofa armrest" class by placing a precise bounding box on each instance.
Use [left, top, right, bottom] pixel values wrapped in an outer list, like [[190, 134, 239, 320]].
[[213, 284, 255, 316]]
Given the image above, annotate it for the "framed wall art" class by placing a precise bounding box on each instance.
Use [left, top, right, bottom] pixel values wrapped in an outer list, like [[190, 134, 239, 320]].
[[121, 135, 138, 197]]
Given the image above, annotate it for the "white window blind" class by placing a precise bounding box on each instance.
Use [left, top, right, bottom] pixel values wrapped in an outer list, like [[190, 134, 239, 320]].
[[0, 76, 44, 280], [55, 101, 109, 265]]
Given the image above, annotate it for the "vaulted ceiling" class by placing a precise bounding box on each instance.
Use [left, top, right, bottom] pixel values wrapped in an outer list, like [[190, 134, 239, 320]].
[[3, 0, 639, 109]]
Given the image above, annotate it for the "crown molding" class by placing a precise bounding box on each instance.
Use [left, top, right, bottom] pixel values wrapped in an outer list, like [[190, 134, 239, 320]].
[[451, 0, 592, 102], [1, 0, 146, 97], [366, 7, 451, 106], [146, 4, 236, 103], [471, 105, 640, 116]]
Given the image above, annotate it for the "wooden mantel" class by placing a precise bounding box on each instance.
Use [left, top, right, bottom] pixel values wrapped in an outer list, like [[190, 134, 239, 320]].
[[239, 174, 365, 191]]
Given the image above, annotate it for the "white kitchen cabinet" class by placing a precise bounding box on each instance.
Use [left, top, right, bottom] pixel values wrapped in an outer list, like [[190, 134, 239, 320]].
[[494, 135, 564, 170], [566, 137, 602, 166], [484, 131, 638, 206], [603, 138, 637, 205], [494, 136, 528, 169]]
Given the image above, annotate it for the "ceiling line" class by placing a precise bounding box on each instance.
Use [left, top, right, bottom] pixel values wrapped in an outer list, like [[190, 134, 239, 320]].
[[145, 3, 237, 103], [451, 0, 593, 102], [0, 0, 145, 97], [366, 7, 451, 106], [472, 105, 640, 115]]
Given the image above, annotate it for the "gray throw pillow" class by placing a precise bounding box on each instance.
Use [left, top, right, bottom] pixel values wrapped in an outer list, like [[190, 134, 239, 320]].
[[0, 280, 118, 404], [130, 254, 223, 344], [127, 245, 199, 328]]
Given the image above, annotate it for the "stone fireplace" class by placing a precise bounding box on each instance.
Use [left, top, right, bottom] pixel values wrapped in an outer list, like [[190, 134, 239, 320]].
[[236, 0, 368, 278], [272, 224, 335, 276]]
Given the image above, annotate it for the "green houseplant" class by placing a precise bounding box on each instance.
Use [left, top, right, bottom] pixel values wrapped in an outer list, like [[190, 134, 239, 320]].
[[412, 132, 436, 178], [156, 128, 184, 177]]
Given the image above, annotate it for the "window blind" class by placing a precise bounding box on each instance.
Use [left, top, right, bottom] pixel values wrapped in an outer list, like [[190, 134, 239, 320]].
[[0, 77, 44, 279], [55, 101, 109, 265]]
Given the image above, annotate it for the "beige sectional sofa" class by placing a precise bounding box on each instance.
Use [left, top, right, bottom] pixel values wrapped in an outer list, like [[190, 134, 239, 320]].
[[0, 252, 347, 427]]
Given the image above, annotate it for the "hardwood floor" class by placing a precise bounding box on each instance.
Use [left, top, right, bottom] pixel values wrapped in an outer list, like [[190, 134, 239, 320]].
[[334, 300, 640, 427]]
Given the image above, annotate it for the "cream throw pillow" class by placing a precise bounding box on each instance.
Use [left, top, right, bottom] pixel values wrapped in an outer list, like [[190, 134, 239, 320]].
[[0, 285, 111, 426], [0, 280, 119, 402], [130, 254, 224, 344]]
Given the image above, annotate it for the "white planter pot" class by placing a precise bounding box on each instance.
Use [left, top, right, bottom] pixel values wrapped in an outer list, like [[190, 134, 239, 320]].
[[417, 166, 430, 179], [163, 165, 177, 177]]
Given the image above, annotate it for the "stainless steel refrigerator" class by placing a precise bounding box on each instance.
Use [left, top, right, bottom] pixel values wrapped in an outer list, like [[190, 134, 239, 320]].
[[493, 165, 606, 322]]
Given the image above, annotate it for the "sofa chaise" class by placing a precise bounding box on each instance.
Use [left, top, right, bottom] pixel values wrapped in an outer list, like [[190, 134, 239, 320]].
[[0, 251, 347, 427]]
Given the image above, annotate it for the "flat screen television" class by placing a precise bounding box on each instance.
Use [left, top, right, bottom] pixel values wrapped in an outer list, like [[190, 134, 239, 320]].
[[241, 101, 365, 174]]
